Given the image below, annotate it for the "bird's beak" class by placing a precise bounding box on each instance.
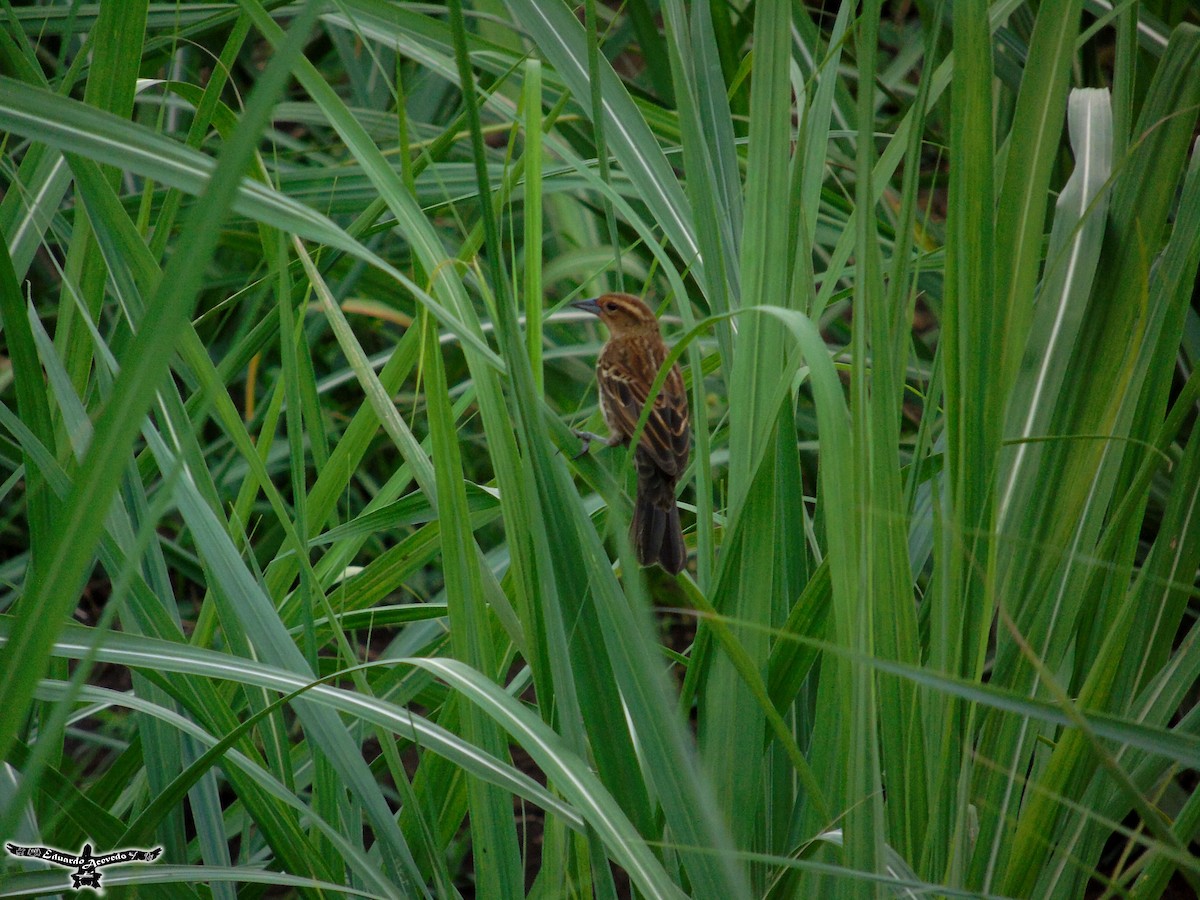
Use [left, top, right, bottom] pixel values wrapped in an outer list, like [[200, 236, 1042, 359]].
[[570, 297, 602, 316]]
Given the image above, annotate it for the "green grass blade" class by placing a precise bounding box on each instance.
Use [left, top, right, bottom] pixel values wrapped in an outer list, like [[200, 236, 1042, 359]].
[[0, 0, 325, 789]]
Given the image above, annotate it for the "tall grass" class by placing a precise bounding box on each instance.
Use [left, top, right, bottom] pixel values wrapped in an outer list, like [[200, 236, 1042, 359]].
[[1, 2, 1199, 897]]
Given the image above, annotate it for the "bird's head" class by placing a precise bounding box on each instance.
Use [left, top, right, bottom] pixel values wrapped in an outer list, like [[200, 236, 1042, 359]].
[[571, 292, 661, 337]]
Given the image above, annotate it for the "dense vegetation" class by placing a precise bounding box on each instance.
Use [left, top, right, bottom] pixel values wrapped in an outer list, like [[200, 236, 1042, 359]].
[[1, 1, 1199, 897]]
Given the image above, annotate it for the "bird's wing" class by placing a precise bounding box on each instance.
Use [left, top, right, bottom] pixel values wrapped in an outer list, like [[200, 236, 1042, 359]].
[[599, 355, 690, 477], [7, 846, 82, 865], [93, 851, 130, 866]]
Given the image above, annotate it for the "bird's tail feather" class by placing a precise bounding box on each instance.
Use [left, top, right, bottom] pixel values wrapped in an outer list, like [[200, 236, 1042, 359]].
[[633, 453, 685, 574]]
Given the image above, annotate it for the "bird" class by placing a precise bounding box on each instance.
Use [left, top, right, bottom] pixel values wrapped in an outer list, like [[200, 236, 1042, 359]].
[[571, 292, 691, 574]]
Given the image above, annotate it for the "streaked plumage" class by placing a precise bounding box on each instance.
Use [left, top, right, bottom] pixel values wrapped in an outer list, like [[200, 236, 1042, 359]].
[[571, 293, 690, 574]]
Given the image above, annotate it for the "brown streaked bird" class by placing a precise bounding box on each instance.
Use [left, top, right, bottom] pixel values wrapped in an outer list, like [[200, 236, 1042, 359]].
[[571, 292, 691, 574]]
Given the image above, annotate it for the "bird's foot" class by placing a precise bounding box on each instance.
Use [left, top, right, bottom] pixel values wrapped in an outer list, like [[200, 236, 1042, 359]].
[[572, 430, 610, 459]]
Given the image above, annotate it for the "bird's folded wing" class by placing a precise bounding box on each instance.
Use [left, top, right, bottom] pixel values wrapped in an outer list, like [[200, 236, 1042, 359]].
[[599, 361, 689, 476]]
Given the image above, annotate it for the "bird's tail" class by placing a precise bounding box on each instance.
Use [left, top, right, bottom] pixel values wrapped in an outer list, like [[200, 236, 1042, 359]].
[[633, 452, 685, 574]]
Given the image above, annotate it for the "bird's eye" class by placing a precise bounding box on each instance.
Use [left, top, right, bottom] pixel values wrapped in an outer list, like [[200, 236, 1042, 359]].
[[605, 302, 618, 312]]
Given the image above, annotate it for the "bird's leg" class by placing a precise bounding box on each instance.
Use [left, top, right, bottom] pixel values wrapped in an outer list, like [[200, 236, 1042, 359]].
[[572, 430, 620, 459]]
